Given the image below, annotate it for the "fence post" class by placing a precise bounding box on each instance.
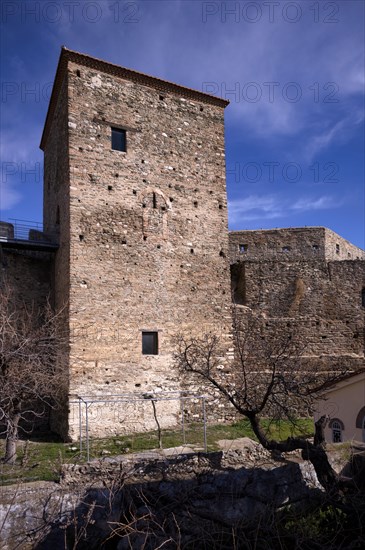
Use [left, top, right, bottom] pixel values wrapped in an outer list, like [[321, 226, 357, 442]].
[[78, 398, 82, 453], [85, 402, 90, 462], [202, 397, 207, 452], [180, 397, 186, 445]]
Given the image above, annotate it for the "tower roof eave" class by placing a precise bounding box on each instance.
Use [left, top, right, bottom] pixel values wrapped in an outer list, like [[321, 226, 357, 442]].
[[40, 47, 230, 150]]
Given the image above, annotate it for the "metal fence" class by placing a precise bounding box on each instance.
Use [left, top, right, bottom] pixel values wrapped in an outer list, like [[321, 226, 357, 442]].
[[71, 391, 208, 462]]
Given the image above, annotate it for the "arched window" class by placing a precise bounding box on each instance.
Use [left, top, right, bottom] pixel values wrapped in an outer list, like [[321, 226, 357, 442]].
[[329, 418, 344, 443]]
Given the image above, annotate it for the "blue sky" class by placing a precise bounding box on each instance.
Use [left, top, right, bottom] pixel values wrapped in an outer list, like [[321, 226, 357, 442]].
[[1, 0, 364, 248]]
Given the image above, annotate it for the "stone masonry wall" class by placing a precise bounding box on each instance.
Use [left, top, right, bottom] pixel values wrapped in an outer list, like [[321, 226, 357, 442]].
[[230, 227, 365, 264], [43, 57, 233, 438], [0, 248, 52, 308], [0, 247, 53, 433], [42, 73, 71, 437], [230, 240, 365, 367]]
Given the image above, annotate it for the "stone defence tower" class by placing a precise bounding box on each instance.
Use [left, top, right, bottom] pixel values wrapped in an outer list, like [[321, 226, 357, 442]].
[[40, 48, 233, 438]]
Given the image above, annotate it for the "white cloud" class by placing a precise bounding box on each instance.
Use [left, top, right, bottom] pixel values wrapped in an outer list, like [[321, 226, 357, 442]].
[[292, 196, 338, 211], [228, 194, 341, 225], [303, 110, 365, 163]]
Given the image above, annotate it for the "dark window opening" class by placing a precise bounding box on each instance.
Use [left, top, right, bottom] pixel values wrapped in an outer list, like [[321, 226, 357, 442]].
[[239, 244, 247, 253], [159, 95, 165, 101], [153, 192, 157, 209], [79, 235, 84, 242], [312, 244, 319, 251], [142, 332, 158, 355], [76, 69, 81, 77], [108, 185, 113, 191], [362, 288, 365, 308], [231, 263, 246, 305], [111, 127, 126, 152], [282, 246, 291, 253], [336, 243, 340, 254]]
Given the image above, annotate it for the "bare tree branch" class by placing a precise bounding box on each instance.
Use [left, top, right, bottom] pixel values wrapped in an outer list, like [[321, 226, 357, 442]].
[[0, 283, 68, 463], [174, 306, 364, 496]]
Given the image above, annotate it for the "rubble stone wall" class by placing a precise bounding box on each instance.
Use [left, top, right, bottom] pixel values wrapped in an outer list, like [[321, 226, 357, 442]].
[[230, 237, 365, 365], [230, 227, 364, 263], [43, 58, 233, 438], [0, 248, 52, 307]]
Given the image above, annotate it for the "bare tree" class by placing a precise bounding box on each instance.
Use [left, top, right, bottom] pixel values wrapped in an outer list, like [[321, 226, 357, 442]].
[[0, 283, 67, 463], [175, 308, 363, 495]]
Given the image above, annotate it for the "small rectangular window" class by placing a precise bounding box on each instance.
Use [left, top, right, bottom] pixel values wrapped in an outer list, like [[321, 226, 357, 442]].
[[111, 127, 126, 152], [142, 331, 158, 355], [239, 244, 248, 253], [336, 243, 340, 254], [282, 246, 291, 253]]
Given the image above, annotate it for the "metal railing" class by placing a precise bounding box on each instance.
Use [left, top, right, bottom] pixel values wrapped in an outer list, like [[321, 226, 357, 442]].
[[0, 218, 56, 245]]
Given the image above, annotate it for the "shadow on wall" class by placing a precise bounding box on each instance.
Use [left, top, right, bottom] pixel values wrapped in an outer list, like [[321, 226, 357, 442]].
[[231, 263, 246, 305]]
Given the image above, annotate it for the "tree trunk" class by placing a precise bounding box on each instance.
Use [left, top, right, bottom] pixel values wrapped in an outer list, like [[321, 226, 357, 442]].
[[4, 412, 21, 464], [247, 412, 340, 495]]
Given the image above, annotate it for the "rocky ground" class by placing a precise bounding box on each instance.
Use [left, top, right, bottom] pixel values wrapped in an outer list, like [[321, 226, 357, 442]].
[[0, 438, 363, 549]]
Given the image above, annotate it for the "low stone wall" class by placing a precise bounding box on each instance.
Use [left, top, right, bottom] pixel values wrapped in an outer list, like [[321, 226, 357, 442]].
[[1, 449, 323, 549]]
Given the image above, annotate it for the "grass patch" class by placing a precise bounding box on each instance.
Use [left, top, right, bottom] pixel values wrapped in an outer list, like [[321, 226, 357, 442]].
[[0, 418, 314, 485]]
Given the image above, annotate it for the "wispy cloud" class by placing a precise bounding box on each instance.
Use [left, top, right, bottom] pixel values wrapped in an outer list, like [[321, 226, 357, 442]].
[[303, 110, 365, 163], [228, 194, 341, 225]]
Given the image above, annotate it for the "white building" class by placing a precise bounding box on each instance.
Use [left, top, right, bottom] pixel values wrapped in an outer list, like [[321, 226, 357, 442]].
[[315, 371, 365, 443]]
